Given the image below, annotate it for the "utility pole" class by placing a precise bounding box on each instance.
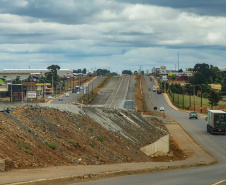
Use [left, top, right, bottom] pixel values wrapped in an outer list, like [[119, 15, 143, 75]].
[[10, 78, 13, 102], [193, 86, 195, 111], [21, 78, 23, 102], [178, 52, 179, 73], [200, 85, 203, 113], [52, 75, 54, 96]]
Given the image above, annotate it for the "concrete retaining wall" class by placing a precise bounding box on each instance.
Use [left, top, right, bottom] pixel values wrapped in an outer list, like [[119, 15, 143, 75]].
[[0, 159, 5, 172], [140, 135, 169, 156]]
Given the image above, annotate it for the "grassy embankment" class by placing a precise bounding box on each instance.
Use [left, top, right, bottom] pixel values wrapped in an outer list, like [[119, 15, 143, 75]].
[[169, 93, 226, 113]]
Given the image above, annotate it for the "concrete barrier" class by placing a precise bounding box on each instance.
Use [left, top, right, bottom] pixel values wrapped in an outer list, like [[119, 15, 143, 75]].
[[140, 135, 169, 156], [0, 159, 5, 172]]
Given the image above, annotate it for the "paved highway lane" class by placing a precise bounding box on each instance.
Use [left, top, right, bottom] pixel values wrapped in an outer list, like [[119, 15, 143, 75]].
[[93, 75, 133, 109], [52, 76, 105, 104], [108, 75, 130, 109]]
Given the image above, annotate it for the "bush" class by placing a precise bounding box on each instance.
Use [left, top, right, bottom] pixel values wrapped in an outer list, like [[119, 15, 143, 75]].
[[97, 134, 104, 143], [89, 143, 95, 148], [44, 141, 57, 150]]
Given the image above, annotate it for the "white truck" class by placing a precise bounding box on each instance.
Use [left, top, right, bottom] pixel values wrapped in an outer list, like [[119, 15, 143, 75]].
[[206, 110, 226, 135], [153, 85, 157, 92]]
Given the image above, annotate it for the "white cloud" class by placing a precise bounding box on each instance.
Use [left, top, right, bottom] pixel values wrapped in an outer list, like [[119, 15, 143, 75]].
[[0, 0, 226, 72]]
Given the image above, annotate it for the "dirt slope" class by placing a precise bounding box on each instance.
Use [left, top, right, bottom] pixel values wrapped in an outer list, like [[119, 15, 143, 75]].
[[0, 105, 186, 171]]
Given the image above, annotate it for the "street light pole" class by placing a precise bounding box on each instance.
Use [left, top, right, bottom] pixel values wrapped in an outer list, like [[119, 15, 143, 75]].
[[199, 85, 203, 113], [193, 86, 195, 111], [10, 77, 13, 102], [21, 79, 23, 102]]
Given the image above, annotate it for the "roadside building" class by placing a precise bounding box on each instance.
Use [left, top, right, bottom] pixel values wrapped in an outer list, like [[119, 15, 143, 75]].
[[0, 69, 73, 81]]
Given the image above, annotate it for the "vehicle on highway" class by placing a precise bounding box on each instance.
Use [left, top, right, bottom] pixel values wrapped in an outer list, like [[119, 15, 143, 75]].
[[157, 87, 162, 94], [189, 112, 198, 119], [206, 110, 226, 135], [47, 96, 54, 99], [66, 93, 70, 97], [72, 88, 76, 93], [153, 85, 157, 92], [58, 97, 63, 101], [160, 107, 164, 111]]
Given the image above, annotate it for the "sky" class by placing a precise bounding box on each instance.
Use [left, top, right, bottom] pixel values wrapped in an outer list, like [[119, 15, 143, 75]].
[[0, 0, 226, 74]]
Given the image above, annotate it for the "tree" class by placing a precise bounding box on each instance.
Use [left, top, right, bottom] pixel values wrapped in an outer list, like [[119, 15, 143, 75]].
[[122, 70, 132, 75], [96, 69, 110, 76], [208, 89, 222, 109], [221, 77, 226, 95], [73, 69, 82, 73], [189, 72, 206, 85], [47, 65, 60, 74], [82, 68, 87, 74], [209, 65, 225, 83], [193, 63, 210, 83], [187, 68, 193, 71], [45, 64, 60, 89], [12, 77, 22, 84]]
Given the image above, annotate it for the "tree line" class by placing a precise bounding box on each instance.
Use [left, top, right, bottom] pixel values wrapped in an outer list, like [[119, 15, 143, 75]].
[[163, 63, 226, 109]]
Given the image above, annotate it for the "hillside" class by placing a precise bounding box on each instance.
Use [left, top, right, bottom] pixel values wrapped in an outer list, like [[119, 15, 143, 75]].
[[0, 104, 186, 170]]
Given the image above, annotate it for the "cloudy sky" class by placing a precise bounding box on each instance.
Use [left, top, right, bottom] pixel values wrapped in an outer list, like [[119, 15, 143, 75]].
[[0, 0, 226, 73]]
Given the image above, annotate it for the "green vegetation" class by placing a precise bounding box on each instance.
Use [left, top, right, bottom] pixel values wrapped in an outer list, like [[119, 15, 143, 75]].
[[97, 134, 104, 143], [17, 141, 31, 154], [89, 143, 95, 148], [170, 93, 226, 108], [44, 141, 57, 150], [88, 127, 94, 133], [47, 120, 54, 125], [98, 76, 112, 88]]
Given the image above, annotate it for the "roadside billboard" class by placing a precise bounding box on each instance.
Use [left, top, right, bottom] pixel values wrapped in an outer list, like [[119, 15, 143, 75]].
[[27, 91, 36, 99], [84, 83, 88, 94]]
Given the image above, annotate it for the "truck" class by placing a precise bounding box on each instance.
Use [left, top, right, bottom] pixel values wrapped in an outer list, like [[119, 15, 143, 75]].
[[157, 86, 162, 94], [72, 88, 76, 93], [153, 85, 157, 92], [206, 110, 226, 135]]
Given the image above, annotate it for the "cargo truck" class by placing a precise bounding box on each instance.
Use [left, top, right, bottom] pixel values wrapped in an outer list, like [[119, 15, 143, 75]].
[[153, 85, 157, 92], [157, 87, 162, 94], [206, 110, 226, 135]]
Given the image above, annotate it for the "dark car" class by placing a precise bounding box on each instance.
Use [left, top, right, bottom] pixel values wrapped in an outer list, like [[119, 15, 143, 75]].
[[189, 112, 198, 119]]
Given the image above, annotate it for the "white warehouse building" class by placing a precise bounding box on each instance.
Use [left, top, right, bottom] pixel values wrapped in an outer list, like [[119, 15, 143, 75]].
[[0, 69, 73, 81]]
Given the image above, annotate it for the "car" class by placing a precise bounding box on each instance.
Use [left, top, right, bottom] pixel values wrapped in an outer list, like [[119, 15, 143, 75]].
[[189, 112, 198, 119], [58, 97, 63, 101], [160, 107, 164, 111], [47, 96, 54, 99], [66, 93, 70, 97]]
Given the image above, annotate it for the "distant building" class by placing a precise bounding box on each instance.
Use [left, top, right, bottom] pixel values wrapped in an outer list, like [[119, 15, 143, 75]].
[[0, 69, 73, 81], [221, 68, 226, 74], [183, 71, 193, 76]]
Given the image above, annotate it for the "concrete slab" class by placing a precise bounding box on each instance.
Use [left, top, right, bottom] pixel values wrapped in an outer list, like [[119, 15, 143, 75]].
[[0, 159, 5, 172]]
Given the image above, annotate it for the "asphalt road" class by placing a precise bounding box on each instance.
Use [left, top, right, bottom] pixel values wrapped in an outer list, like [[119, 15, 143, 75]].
[[69, 75, 226, 185], [91, 75, 135, 109], [52, 76, 105, 104]]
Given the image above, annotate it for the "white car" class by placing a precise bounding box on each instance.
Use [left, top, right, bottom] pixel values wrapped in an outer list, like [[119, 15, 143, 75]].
[[66, 93, 70, 97], [160, 107, 164, 111], [47, 96, 54, 99]]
